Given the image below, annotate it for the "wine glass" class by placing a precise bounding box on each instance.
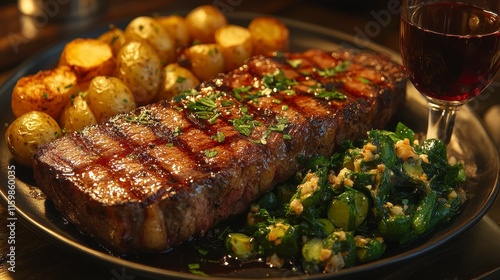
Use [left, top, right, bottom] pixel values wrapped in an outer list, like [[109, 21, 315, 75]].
[[400, 0, 500, 144]]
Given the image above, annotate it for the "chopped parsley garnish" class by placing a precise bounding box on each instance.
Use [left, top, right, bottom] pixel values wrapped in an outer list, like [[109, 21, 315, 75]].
[[124, 109, 155, 125], [211, 131, 225, 142], [309, 85, 347, 101], [176, 76, 187, 83], [186, 95, 220, 124], [315, 88, 347, 100], [287, 59, 303, 68], [316, 61, 351, 77], [42, 91, 48, 99], [174, 89, 199, 102], [174, 126, 183, 137], [257, 116, 291, 145], [262, 69, 298, 92], [358, 77, 371, 84], [231, 107, 262, 137], [204, 149, 219, 158]]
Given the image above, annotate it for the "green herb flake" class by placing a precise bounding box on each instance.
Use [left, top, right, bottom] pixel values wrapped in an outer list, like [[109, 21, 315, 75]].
[[287, 59, 303, 68], [138, 24, 144, 31], [198, 249, 209, 256], [316, 61, 351, 77], [166, 143, 174, 147], [110, 35, 119, 45], [282, 105, 289, 111], [174, 127, 183, 137], [64, 83, 73, 89], [124, 109, 156, 126], [188, 263, 200, 270], [176, 76, 187, 83], [205, 149, 219, 158], [221, 100, 234, 107], [262, 69, 298, 92], [186, 95, 220, 124], [42, 91, 49, 99], [358, 77, 371, 84], [315, 88, 347, 101], [122, 98, 128, 103], [272, 99, 281, 104], [212, 131, 225, 143]]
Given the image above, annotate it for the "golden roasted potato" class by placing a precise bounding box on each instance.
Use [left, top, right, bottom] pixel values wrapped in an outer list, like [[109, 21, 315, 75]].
[[115, 40, 162, 105], [215, 24, 253, 71], [98, 26, 127, 56], [156, 63, 200, 101], [124, 16, 176, 64], [59, 94, 97, 133], [248, 17, 289, 55], [5, 111, 62, 167], [11, 65, 77, 120], [180, 44, 225, 81], [185, 5, 227, 44], [86, 76, 137, 122], [155, 15, 190, 48], [58, 38, 115, 84]]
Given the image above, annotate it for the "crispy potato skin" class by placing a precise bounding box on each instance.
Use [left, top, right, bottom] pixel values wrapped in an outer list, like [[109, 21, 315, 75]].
[[156, 15, 191, 49], [215, 24, 253, 72], [248, 17, 289, 55], [179, 44, 225, 81], [11, 66, 77, 120], [125, 16, 176, 64], [114, 40, 162, 105], [185, 5, 227, 44], [58, 38, 116, 84], [98, 27, 127, 57], [156, 63, 200, 101], [59, 95, 97, 133], [86, 76, 137, 122], [5, 111, 62, 168]]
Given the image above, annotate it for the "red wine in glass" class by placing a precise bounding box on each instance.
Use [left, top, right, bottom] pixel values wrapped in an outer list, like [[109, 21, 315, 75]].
[[400, 1, 500, 143]]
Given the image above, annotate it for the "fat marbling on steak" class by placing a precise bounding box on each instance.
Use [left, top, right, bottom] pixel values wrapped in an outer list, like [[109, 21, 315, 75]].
[[33, 49, 407, 253]]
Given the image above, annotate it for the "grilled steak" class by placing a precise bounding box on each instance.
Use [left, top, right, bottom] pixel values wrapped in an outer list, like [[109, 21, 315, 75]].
[[33, 49, 406, 253]]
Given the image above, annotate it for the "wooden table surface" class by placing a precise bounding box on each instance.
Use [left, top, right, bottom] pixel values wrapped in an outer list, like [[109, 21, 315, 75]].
[[1, 0, 499, 279]]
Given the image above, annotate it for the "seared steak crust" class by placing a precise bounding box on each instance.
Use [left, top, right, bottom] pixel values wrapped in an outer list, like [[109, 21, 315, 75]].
[[33, 49, 406, 253]]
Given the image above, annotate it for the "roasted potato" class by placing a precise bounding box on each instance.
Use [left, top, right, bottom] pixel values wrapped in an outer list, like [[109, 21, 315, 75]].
[[124, 16, 176, 64], [180, 44, 225, 81], [215, 24, 253, 71], [98, 26, 127, 56], [86, 76, 137, 122], [115, 40, 162, 105], [185, 5, 227, 44], [59, 94, 97, 133], [58, 38, 115, 84], [156, 15, 190, 48], [11, 65, 77, 120], [248, 17, 289, 55], [156, 63, 200, 101], [5, 111, 62, 167]]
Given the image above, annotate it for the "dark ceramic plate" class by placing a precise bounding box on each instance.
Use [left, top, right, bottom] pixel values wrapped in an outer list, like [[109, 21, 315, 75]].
[[0, 12, 498, 280]]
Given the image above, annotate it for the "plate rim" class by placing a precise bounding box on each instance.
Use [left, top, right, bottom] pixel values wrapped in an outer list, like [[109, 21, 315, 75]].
[[0, 11, 499, 280]]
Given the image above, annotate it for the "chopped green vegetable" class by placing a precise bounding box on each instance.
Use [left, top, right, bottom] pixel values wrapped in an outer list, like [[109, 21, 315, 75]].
[[219, 122, 466, 273]]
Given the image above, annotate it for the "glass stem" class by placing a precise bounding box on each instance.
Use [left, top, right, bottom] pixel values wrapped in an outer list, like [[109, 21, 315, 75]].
[[426, 102, 462, 144]]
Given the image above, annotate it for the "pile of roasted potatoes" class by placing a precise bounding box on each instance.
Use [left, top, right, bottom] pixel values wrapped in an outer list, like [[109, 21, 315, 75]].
[[5, 5, 290, 167]]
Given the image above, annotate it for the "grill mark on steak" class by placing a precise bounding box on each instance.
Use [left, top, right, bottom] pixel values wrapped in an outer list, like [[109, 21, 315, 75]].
[[33, 49, 406, 253]]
